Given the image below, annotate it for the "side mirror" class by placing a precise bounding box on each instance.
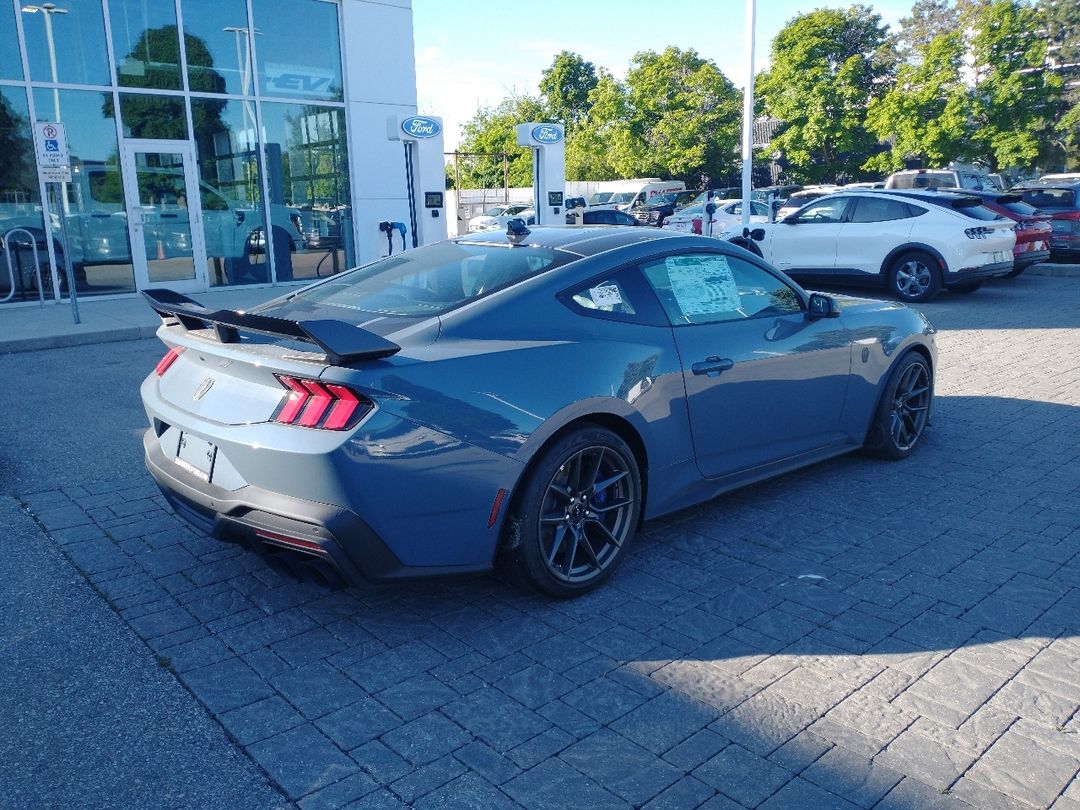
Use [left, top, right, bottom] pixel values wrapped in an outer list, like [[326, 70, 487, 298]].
[[807, 292, 840, 319], [705, 202, 717, 215], [749, 227, 765, 241], [235, 210, 245, 225]]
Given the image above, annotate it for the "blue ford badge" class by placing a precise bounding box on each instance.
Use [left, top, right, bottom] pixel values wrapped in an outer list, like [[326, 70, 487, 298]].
[[531, 125, 563, 144], [401, 116, 441, 139]]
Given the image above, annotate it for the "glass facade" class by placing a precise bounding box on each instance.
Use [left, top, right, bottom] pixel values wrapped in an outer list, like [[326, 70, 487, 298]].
[[1, 0, 353, 304]]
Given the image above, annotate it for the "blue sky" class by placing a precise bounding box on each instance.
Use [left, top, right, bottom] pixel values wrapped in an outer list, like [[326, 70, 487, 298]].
[[413, 0, 914, 149]]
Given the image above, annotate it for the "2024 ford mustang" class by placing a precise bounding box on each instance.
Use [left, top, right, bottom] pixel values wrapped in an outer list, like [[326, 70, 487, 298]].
[[141, 225, 936, 597]]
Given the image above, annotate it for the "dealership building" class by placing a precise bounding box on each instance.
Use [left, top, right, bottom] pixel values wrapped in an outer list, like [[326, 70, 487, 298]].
[[0, 0, 422, 305]]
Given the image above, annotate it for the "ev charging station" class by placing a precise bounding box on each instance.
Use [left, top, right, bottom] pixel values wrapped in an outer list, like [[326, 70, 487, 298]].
[[385, 114, 448, 253], [516, 123, 565, 226]]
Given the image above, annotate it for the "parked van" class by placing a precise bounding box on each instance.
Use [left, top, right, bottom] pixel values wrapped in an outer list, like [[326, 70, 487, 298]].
[[885, 164, 1002, 192], [588, 179, 687, 212]]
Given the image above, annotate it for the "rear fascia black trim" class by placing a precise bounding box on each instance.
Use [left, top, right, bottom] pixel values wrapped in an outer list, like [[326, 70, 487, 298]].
[[142, 289, 400, 365]]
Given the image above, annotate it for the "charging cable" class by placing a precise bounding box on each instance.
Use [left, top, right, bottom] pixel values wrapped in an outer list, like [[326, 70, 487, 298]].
[[379, 221, 409, 256]]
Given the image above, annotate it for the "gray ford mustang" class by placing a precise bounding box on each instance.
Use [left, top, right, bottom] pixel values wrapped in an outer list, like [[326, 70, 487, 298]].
[[141, 225, 936, 597]]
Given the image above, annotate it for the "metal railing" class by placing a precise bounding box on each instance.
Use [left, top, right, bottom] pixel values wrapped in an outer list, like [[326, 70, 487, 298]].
[[1, 228, 45, 307]]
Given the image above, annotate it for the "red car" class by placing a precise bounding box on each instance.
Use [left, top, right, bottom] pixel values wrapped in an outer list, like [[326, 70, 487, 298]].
[[942, 189, 1052, 276]]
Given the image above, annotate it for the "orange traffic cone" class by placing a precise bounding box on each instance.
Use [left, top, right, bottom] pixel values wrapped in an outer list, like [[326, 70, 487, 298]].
[[156, 240, 166, 260]]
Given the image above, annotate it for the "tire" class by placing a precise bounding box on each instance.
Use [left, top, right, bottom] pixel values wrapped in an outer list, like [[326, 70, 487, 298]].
[[865, 352, 933, 460], [887, 250, 941, 303], [505, 426, 641, 598], [948, 281, 982, 294]]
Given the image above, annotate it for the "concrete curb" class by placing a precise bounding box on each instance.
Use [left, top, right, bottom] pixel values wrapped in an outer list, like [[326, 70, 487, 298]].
[[1, 325, 162, 354]]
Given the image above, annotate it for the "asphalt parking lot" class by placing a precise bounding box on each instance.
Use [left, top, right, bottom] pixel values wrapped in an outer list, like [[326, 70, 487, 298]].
[[2, 272, 1079, 809]]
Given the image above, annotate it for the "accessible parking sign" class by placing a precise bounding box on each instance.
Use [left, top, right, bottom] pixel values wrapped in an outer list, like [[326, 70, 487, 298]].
[[33, 121, 72, 183]]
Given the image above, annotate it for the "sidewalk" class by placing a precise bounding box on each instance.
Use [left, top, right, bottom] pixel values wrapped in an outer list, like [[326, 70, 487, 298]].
[[0, 284, 291, 354], [2, 262, 1079, 355]]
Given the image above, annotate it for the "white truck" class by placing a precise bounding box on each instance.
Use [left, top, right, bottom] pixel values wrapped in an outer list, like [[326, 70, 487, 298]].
[[586, 179, 687, 213], [2, 162, 305, 291]]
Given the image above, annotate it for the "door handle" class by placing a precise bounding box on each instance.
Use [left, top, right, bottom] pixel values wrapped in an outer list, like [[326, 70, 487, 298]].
[[691, 356, 734, 376]]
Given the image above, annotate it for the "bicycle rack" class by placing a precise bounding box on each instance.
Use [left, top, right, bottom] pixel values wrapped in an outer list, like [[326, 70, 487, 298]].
[[2, 228, 45, 307]]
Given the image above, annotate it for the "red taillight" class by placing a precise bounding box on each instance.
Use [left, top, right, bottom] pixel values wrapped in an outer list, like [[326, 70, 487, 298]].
[[155, 346, 185, 376], [272, 375, 372, 430]]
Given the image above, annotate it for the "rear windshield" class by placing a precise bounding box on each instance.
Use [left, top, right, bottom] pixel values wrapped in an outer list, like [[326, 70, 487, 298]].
[[948, 203, 1004, 221], [888, 171, 955, 189], [997, 198, 1039, 217], [289, 241, 574, 317], [1017, 188, 1076, 209], [588, 192, 613, 205]]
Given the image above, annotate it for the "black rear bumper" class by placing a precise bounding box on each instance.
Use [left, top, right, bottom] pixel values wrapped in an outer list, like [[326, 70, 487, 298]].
[[143, 430, 489, 584]]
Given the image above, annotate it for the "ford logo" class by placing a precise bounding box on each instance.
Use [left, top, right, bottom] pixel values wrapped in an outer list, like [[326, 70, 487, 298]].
[[531, 125, 563, 144], [401, 116, 441, 139]]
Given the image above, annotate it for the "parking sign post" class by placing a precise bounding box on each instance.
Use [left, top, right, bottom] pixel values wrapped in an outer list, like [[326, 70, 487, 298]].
[[32, 121, 79, 323]]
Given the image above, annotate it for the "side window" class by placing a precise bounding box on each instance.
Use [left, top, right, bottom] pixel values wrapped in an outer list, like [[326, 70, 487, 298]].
[[849, 197, 917, 223], [791, 197, 848, 223], [641, 252, 803, 325], [562, 267, 644, 322], [199, 185, 230, 211]]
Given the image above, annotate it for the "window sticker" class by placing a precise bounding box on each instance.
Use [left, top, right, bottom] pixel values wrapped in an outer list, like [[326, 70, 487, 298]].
[[588, 284, 623, 307], [665, 255, 741, 316]]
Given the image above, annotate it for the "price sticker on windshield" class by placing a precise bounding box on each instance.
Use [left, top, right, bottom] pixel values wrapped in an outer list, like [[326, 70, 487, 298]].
[[589, 285, 623, 307]]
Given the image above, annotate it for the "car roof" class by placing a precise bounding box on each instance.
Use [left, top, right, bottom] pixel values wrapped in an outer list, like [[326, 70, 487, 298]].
[[454, 225, 682, 257], [1012, 179, 1080, 190], [860, 188, 985, 206]]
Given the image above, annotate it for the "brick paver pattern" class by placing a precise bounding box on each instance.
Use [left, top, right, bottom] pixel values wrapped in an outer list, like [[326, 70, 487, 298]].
[[20, 279, 1080, 808]]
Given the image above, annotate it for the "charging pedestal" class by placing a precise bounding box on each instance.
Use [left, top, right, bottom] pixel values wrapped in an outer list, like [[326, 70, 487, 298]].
[[516, 123, 565, 226], [387, 115, 448, 248]]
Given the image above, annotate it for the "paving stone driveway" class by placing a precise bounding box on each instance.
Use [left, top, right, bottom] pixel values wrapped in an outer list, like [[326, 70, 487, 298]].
[[18, 275, 1080, 808]]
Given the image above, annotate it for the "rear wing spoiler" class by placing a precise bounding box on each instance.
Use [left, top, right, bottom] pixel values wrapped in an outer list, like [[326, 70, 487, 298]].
[[142, 289, 400, 365]]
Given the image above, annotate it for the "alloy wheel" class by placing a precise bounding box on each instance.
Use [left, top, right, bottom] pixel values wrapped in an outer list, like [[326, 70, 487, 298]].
[[537, 445, 635, 584], [890, 361, 931, 450]]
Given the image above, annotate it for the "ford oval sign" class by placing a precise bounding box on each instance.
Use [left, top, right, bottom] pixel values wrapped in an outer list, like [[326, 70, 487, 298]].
[[531, 125, 563, 144], [401, 116, 441, 139]]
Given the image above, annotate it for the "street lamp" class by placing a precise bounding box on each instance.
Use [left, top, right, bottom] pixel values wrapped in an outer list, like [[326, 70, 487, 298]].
[[22, 3, 68, 122]]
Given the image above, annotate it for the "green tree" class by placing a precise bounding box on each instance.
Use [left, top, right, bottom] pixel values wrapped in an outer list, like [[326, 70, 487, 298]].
[[1040, 0, 1080, 167], [539, 51, 598, 131], [966, 0, 1062, 169], [566, 74, 633, 180], [454, 95, 545, 188], [622, 47, 742, 184], [864, 31, 971, 172], [894, 0, 960, 63], [757, 5, 894, 182]]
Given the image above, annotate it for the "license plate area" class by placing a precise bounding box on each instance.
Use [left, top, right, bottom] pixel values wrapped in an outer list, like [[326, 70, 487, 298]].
[[176, 432, 217, 482]]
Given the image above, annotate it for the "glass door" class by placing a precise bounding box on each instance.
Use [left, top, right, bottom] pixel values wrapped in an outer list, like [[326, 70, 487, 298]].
[[120, 140, 207, 292]]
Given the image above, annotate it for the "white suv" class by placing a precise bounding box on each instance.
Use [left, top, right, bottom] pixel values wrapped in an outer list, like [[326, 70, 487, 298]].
[[733, 189, 1016, 302]]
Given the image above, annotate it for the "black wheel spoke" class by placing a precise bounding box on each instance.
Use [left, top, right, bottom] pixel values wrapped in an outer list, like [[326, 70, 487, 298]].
[[585, 518, 622, 549], [540, 512, 565, 525], [583, 448, 604, 491], [593, 497, 632, 514], [548, 483, 573, 502], [577, 530, 602, 568], [546, 524, 567, 567], [593, 470, 628, 495], [563, 528, 581, 576]]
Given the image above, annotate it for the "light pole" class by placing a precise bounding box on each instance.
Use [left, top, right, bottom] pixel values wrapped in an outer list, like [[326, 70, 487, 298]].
[[740, 0, 756, 230], [223, 26, 261, 148], [22, 3, 68, 122]]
